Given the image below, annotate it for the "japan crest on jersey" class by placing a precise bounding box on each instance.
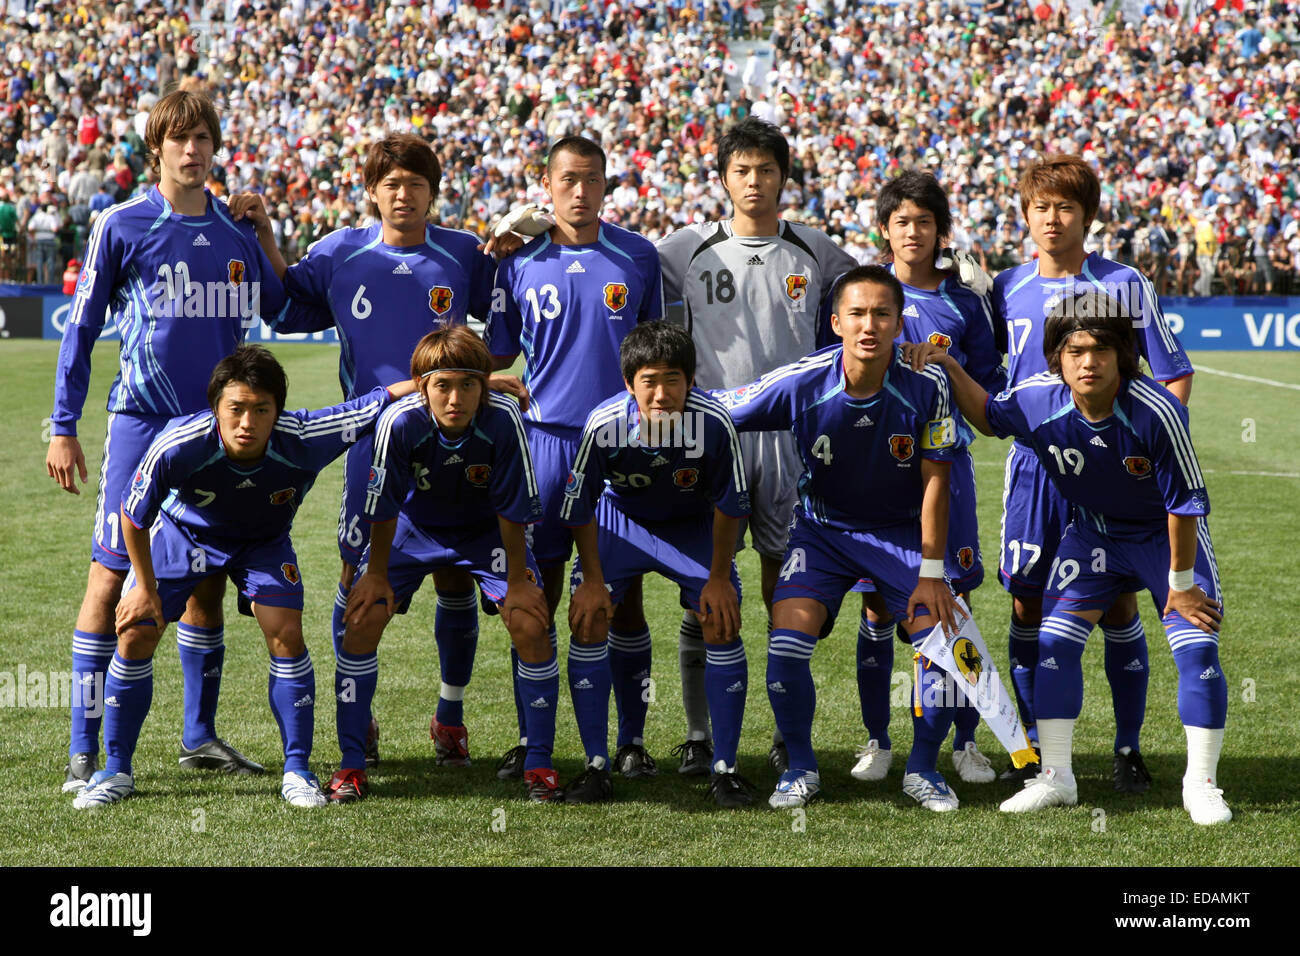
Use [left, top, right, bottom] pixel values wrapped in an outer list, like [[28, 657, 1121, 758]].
[[784, 274, 809, 301], [227, 259, 246, 285], [603, 282, 628, 312], [673, 467, 700, 488], [429, 286, 453, 315], [889, 434, 915, 462], [957, 546, 975, 570], [465, 464, 491, 486], [269, 487, 296, 505], [1123, 456, 1152, 478], [927, 331, 952, 350], [281, 563, 300, 585]]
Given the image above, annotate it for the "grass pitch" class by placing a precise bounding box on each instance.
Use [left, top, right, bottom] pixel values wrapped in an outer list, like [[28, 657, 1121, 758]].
[[1, 340, 1297, 867]]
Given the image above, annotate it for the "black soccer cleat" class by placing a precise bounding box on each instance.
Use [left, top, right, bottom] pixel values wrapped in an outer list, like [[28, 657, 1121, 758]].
[[563, 765, 614, 804], [178, 738, 265, 775], [1000, 746, 1041, 783], [614, 743, 658, 779], [670, 739, 713, 777], [707, 770, 755, 808], [767, 740, 790, 774], [1113, 749, 1152, 794], [497, 744, 527, 780], [62, 752, 97, 793]]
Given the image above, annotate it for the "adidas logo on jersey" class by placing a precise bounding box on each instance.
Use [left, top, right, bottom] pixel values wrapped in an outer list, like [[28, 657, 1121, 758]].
[[202, 666, 221, 678], [902, 304, 920, 318], [444, 454, 464, 464], [105, 696, 119, 708], [633, 669, 650, 681], [767, 681, 786, 694], [1041, 657, 1059, 670], [572, 678, 593, 690], [726, 681, 745, 693], [746, 254, 765, 266], [236, 478, 255, 489], [565, 260, 586, 274], [1090, 435, 1108, 448], [649, 454, 669, 467], [529, 696, 550, 709], [392, 261, 412, 275], [854, 413, 874, 427], [1199, 666, 1220, 680], [293, 694, 314, 708], [859, 656, 878, 668], [1124, 659, 1145, 672], [192, 233, 210, 247]]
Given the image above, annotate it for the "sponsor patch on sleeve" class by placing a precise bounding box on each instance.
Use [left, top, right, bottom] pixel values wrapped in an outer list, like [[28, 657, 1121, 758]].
[[921, 417, 956, 451]]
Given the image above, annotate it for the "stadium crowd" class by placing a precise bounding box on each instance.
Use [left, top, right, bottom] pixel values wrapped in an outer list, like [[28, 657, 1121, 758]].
[[1, 0, 1298, 295]]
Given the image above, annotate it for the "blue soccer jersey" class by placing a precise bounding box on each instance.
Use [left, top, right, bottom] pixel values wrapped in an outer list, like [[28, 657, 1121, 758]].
[[122, 387, 394, 541], [484, 222, 665, 433], [985, 373, 1209, 539], [559, 389, 750, 527], [894, 271, 1006, 394], [715, 345, 963, 532], [51, 187, 286, 435], [994, 252, 1193, 397], [365, 392, 543, 530], [271, 223, 494, 399]]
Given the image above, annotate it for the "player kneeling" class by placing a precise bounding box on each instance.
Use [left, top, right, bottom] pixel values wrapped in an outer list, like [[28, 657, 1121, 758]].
[[76, 346, 410, 809], [913, 290, 1230, 824], [329, 327, 558, 803], [716, 266, 966, 811], [562, 324, 751, 806]]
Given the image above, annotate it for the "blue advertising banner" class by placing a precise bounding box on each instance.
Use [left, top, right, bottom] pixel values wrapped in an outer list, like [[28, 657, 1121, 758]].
[[7, 289, 1299, 351], [1160, 297, 1300, 351]]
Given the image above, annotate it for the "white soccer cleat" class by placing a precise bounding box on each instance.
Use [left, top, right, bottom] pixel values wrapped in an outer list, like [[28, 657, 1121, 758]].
[[281, 771, 328, 808], [999, 767, 1078, 813], [1182, 779, 1232, 825], [768, 769, 821, 809], [850, 740, 892, 782], [952, 742, 997, 784], [494, 202, 554, 238], [902, 771, 960, 811], [72, 770, 135, 810]]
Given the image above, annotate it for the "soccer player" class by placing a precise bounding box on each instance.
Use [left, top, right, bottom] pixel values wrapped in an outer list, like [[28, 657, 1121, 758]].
[[485, 135, 664, 781], [46, 90, 283, 793], [73, 346, 411, 809], [717, 265, 966, 811], [656, 117, 859, 775], [232, 133, 498, 770], [912, 292, 1230, 825], [992, 155, 1194, 792], [848, 170, 1006, 786], [329, 326, 556, 802], [560, 323, 752, 806]]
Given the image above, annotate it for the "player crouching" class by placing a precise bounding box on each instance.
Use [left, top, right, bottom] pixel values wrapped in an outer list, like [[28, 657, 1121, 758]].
[[329, 327, 559, 803], [76, 346, 412, 809], [716, 266, 968, 811], [562, 324, 752, 806], [913, 291, 1230, 824]]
